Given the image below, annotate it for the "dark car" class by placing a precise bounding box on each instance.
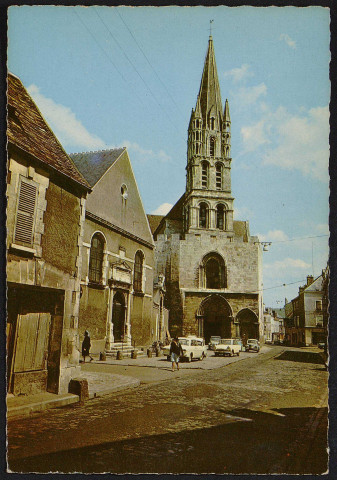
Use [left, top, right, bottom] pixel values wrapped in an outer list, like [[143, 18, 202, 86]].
[[245, 339, 260, 352]]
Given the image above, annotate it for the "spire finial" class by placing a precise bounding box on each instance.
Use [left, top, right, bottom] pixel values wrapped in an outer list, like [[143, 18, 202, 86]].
[[210, 19, 214, 37]]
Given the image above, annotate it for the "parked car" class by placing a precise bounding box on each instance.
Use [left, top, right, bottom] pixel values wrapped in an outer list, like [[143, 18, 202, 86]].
[[163, 336, 207, 362], [245, 339, 260, 352], [214, 338, 241, 357], [208, 336, 222, 350]]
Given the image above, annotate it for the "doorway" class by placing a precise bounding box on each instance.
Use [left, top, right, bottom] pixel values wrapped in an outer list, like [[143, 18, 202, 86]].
[[112, 290, 126, 342], [198, 295, 232, 343]]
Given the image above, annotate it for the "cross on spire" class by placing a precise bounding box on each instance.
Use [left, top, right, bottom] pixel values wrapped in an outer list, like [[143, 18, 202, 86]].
[[210, 19, 214, 36]]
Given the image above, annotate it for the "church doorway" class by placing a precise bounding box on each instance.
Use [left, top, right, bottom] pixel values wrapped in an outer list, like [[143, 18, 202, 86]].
[[112, 291, 126, 342], [197, 295, 232, 343], [236, 309, 259, 343]]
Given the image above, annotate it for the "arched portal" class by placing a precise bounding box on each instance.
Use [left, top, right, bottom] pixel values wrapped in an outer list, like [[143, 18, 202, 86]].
[[197, 295, 232, 343], [112, 290, 126, 342], [236, 308, 259, 342]]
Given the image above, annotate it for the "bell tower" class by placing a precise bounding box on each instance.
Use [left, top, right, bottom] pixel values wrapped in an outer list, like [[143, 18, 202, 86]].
[[184, 36, 234, 236]]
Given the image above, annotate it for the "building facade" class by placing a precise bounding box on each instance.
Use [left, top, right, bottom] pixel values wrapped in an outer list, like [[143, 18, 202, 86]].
[[71, 148, 161, 351], [285, 275, 325, 346], [150, 37, 263, 343], [7, 73, 90, 395]]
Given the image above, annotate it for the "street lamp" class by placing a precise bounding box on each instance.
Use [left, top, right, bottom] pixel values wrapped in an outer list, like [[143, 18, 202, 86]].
[[254, 241, 272, 251]]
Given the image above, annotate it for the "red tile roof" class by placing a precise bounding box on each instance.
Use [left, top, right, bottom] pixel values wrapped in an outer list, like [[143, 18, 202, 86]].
[[7, 73, 90, 190]]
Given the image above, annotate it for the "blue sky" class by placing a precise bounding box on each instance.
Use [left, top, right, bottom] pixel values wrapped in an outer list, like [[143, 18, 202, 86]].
[[8, 6, 330, 307]]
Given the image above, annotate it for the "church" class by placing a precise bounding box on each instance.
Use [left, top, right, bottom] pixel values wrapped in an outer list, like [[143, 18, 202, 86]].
[[148, 36, 263, 343]]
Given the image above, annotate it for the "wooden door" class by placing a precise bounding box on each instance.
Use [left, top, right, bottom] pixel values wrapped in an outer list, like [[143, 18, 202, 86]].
[[13, 313, 51, 373]]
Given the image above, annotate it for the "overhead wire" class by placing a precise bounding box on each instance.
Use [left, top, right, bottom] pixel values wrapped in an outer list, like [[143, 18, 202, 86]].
[[269, 234, 329, 244], [115, 8, 186, 121], [93, 7, 186, 142]]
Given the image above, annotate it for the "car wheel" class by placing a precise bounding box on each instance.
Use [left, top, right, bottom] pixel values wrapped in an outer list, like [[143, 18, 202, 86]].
[[188, 354, 192, 362], [232, 350, 235, 357], [215, 352, 219, 357], [237, 351, 240, 356]]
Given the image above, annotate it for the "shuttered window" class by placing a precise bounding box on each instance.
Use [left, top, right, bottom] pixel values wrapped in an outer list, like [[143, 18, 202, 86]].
[[14, 179, 37, 245]]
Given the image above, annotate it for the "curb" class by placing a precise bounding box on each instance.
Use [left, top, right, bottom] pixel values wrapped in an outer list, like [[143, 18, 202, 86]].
[[7, 393, 79, 419]]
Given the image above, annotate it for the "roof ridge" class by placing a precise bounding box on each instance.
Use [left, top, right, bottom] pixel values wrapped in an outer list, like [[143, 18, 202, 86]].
[[70, 147, 126, 156]]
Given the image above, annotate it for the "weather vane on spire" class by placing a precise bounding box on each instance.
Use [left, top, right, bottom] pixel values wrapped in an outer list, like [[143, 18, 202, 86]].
[[210, 19, 214, 36]]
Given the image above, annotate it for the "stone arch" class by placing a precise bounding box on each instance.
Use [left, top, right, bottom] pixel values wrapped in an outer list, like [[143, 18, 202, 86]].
[[236, 308, 259, 342], [196, 294, 233, 343], [200, 251, 227, 289]]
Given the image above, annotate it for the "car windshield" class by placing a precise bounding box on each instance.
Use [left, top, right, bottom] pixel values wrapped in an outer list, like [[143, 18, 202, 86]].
[[210, 337, 221, 341], [220, 339, 232, 345], [178, 339, 189, 345], [248, 340, 258, 344]]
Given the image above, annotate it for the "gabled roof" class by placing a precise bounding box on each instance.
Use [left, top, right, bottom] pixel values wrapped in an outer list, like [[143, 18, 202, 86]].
[[147, 214, 164, 235], [7, 73, 90, 190], [70, 148, 125, 187]]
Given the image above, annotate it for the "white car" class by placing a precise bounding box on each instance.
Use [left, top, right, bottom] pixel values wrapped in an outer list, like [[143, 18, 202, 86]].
[[163, 336, 207, 362], [214, 338, 241, 357]]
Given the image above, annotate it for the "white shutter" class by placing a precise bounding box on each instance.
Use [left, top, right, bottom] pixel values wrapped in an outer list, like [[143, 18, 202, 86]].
[[14, 179, 37, 245]]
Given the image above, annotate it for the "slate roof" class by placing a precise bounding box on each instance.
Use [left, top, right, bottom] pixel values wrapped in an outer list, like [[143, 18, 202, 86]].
[[7, 73, 90, 190], [147, 215, 164, 235], [70, 148, 125, 187]]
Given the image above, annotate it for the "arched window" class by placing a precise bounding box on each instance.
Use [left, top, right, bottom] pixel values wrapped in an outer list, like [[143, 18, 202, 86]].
[[201, 161, 208, 188], [210, 137, 215, 157], [216, 205, 225, 230], [199, 202, 208, 228], [134, 251, 144, 292], [89, 233, 104, 283], [202, 253, 227, 289], [210, 117, 215, 130], [216, 164, 222, 190]]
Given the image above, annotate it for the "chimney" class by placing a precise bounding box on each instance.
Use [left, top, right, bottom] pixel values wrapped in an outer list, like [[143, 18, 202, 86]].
[[307, 275, 314, 286]]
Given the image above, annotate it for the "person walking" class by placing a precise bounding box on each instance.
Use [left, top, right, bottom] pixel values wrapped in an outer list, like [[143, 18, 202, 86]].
[[82, 330, 93, 363], [170, 337, 183, 372]]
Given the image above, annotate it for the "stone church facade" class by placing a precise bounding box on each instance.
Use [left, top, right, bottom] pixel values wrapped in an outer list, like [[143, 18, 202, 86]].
[[149, 36, 263, 343]]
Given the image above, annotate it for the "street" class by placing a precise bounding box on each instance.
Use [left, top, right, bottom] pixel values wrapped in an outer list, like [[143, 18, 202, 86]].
[[7, 347, 328, 474]]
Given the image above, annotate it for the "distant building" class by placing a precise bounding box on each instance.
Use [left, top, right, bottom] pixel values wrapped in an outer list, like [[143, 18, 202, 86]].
[[286, 275, 325, 346], [71, 148, 163, 351], [263, 307, 285, 344], [148, 36, 263, 343], [7, 73, 90, 395]]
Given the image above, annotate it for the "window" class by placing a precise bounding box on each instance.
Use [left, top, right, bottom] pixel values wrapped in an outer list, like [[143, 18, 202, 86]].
[[89, 233, 104, 283], [216, 204, 225, 230], [14, 178, 38, 246], [201, 162, 208, 188], [134, 251, 144, 292], [199, 203, 208, 228], [216, 164, 222, 190], [210, 137, 215, 157], [202, 253, 227, 289], [316, 301, 322, 311], [121, 184, 128, 200], [210, 117, 215, 130]]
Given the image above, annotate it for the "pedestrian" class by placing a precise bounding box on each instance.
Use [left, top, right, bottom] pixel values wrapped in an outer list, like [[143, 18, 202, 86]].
[[170, 337, 183, 371], [82, 330, 93, 363]]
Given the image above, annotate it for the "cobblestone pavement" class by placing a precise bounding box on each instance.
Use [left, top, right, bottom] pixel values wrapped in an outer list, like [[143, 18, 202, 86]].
[[7, 347, 328, 474]]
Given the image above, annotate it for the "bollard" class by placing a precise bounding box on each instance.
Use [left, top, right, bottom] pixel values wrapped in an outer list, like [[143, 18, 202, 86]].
[[116, 350, 123, 360], [131, 350, 137, 359], [69, 378, 89, 404], [147, 349, 152, 358], [99, 352, 106, 361]]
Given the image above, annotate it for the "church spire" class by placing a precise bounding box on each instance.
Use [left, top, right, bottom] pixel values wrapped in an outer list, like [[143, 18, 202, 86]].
[[196, 35, 223, 127]]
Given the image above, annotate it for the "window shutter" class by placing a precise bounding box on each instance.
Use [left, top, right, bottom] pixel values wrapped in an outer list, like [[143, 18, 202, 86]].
[[14, 179, 37, 245]]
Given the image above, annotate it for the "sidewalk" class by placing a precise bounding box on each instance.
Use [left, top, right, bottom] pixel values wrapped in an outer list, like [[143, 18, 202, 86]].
[[7, 370, 140, 420]]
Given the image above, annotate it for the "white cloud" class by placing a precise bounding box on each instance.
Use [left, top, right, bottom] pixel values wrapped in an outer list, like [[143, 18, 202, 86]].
[[27, 85, 106, 150], [264, 257, 311, 276], [257, 230, 289, 242], [241, 119, 270, 152], [123, 141, 171, 163], [280, 33, 296, 49], [263, 106, 329, 182], [240, 105, 329, 182], [224, 64, 254, 83], [151, 203, 173, 215], [235, 83, 267, 107]]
